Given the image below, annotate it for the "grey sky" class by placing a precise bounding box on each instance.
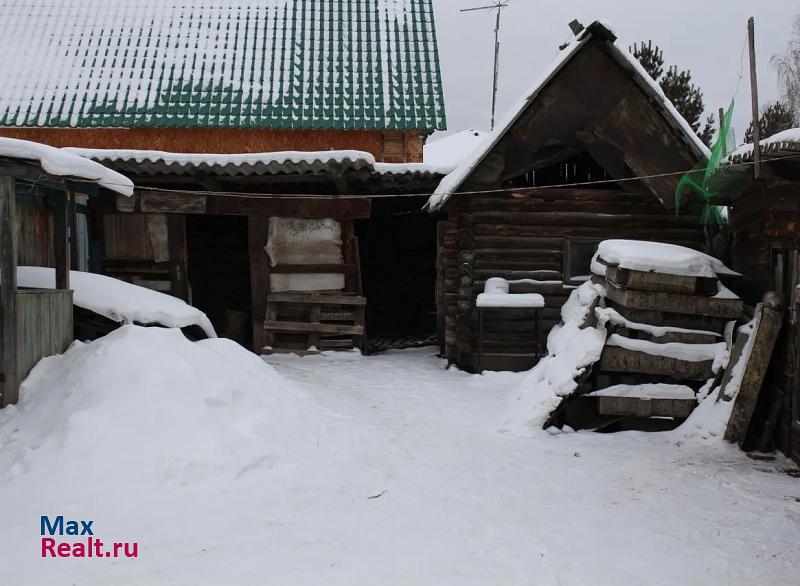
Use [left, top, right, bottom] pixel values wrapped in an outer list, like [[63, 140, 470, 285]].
[[432, 0, 798, 143]]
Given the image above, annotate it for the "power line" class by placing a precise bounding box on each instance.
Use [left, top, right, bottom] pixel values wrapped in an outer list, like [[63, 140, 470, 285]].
[[13, 152, 800, 201]]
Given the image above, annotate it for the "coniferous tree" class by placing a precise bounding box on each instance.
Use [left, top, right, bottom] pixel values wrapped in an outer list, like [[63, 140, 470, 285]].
[[744, 101, 797, 143], [630, 41, 713, 146]]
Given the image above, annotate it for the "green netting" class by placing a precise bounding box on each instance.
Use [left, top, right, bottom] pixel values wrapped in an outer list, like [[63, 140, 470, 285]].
[[675, 100, 740, 224]]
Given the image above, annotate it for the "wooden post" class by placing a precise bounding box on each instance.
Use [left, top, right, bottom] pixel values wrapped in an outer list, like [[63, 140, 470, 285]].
[[52, 193, 70, 290], [166, 215, 189, 302], [0, 175, 18, 406], [718, 107, 725, 134], [247, 217, 270, 353], [748, 17, 761, 179], [68, 192, 79, 270]]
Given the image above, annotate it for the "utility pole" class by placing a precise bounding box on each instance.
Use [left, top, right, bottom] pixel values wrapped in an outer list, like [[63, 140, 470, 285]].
[[747, 16, 761, 179], [461, 2, 509, 130]]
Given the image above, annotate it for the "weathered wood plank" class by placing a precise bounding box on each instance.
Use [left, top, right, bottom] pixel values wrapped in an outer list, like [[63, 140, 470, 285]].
[[248, 216, 270, 353], [605, 265, 717, 295], [267, 292, 366, 305], [599, 346, 715, 381], [724, 297, 785, 445], [593, 395, 696, 418], [0, 175, 18, 406], [603, 281, 743, 319], [265, 320, 364, 336]]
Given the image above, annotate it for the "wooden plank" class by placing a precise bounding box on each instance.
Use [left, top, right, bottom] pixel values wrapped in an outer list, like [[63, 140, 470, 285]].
[[724, 299, 785, 444], [68, 192, 79, 270], [269, 263, 356, 275], [140, 190, 207, 214], [605, 265, 716, 295], [603, 280, 743, 319], [248, 217, 270, 353], [593, 396, 696, 418], [146, 215, 170, 263], [265, 320, 364, 336], [51, 193, 69, 290], [0, 175, 18, 406], [267, 292, 366, 305], [308, 304, 322, 349], [166, 215, 189, 301], [206, 195, 372, 219], [599, 346, 715, 381]]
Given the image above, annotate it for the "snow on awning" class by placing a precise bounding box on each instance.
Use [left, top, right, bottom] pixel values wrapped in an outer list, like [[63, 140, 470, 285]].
[[0, 138, 133, 196], [427, 20, 710, 211], [65, 147, 450, 180], [726, 127, 800, 165], [18, 267, 216, 338], [423, 129, 489, 171]]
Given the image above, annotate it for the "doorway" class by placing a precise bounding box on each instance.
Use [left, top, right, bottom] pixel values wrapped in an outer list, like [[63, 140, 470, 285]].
[[355, 196, 438, 351], [186, 215, 251, 346]]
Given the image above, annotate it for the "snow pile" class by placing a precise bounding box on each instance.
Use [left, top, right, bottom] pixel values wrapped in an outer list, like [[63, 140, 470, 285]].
[[0, 326, 324, 486], [476, 277, 544, 308], [504, 281, 608, 430], [677, 319, 758, 440], [423, 129, 489, 170], [0, 137, 133, 195], [591, 240, 739, 278], [18, 267, 216, 338]]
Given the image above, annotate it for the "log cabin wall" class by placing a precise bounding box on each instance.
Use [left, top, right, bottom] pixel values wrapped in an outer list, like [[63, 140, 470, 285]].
[[729, 178, 800, 463], [0, 128, 425, 163], [439, 187, 707, 372]]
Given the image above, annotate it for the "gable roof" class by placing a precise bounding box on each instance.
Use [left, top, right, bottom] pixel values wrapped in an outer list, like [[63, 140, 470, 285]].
[[0, 0, 446, 132], [427, 20, 710, 210]]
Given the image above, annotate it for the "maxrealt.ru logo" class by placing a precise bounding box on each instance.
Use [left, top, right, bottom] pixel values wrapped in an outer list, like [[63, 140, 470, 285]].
[[40, 516, 139, 558]]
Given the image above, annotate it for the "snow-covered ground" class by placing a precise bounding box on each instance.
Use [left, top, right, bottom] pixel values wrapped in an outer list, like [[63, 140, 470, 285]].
[[1, 340, 799, 585]]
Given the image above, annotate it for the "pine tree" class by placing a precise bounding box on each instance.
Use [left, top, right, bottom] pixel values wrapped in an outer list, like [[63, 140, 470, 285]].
[[744, 101, 797, 143], [630, 41, 712, 146]]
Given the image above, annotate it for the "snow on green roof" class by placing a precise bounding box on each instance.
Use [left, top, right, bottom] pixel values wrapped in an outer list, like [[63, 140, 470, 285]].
[[0, 0, 446, 132]]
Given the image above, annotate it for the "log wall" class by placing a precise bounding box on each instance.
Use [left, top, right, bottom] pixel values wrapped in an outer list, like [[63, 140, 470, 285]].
[[729, 179, 800, 463], [439, 187, 706, 372]]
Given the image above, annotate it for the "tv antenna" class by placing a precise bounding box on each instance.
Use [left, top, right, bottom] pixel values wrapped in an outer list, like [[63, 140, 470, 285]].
[[461, 2, 509, 130]]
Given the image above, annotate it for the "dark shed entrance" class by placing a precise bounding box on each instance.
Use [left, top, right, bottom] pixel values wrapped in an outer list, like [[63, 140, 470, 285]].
[[186, 215, 251, 346], [356, 195, 438, 348]]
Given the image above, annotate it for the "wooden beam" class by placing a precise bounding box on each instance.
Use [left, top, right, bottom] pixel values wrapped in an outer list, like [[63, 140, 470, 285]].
[[267, 292, 366, 305], [748, 17, 761, 179], [166, 215, 189, 301], [133, 189, 372, 219], [68, 192, 79, 270], [0, 175, 18, 406], [248, 217, 270, 353], [52, 193, 70, 290], [269, 263, 356, 275], [264, 320, 364, 336]]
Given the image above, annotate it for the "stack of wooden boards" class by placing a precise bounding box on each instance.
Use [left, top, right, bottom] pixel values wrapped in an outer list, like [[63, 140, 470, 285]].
[[262, 292, 366, 355], [567, 262, 745, 430]]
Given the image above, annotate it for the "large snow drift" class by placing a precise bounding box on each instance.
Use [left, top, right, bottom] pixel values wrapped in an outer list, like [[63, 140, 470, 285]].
[[591, 240, 739, 278], [18, 267, 216, 338], [0, 325, 323, 486]]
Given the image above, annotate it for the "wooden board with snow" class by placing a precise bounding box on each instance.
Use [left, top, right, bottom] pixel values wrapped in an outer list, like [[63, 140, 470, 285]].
[[17, 267, 216, 338]]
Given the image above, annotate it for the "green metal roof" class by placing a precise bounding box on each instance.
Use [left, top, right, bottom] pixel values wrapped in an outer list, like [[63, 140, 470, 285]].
[[0, 1, 447, 131]]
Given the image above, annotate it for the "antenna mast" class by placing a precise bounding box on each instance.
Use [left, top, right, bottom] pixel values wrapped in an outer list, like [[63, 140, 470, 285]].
[[461, 2, 509, 130]]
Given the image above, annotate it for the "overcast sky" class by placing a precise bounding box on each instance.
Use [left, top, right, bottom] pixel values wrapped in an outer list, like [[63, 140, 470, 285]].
[[431, 0, 798, 143]]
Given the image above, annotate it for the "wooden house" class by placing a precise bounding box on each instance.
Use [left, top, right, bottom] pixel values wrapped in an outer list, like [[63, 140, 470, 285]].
[[71, 149, 447, 354], [427, 21, 711, 373], [0, 1, 446, 162], [0, 0, 450, 355], [0, 138, 133, 406], [726, 129, 800, 463]]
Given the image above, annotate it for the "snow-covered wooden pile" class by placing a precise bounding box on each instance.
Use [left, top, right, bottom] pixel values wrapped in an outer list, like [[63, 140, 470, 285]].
[[550, 240, 774, 439]]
